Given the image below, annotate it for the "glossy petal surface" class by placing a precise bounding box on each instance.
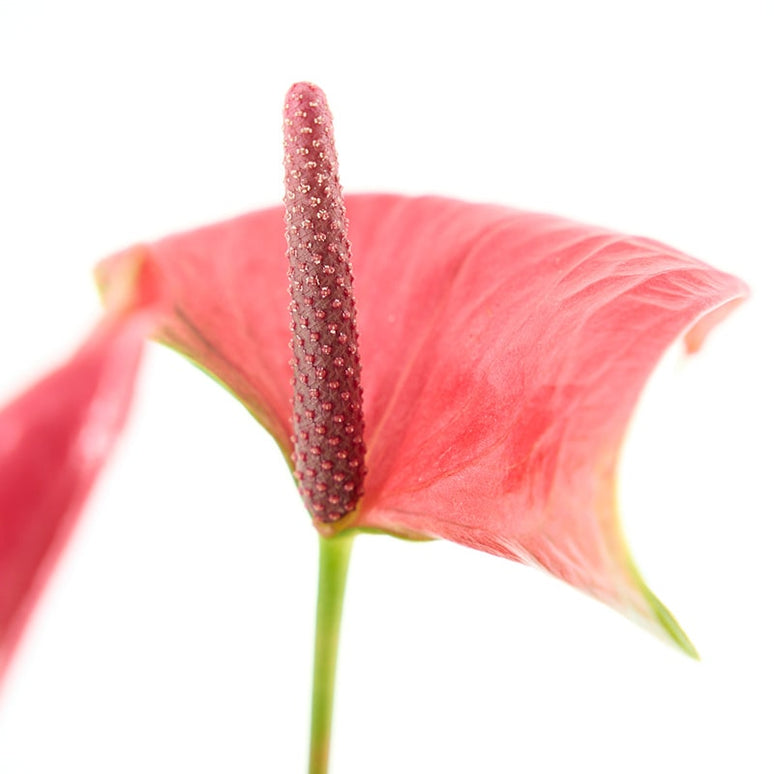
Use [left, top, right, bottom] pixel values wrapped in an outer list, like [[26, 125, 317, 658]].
[[0, 256, 156, 679], [99, 195, 747, 649]]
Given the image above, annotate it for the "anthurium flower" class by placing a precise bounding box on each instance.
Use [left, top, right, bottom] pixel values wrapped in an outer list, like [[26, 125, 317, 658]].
[[96, 97, 745, 657], [0, 82, 747, 689]]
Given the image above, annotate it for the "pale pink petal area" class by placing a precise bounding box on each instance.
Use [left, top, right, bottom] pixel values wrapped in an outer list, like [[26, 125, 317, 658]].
[[98, 195, 748, 651], [0, 254, 158, 680]]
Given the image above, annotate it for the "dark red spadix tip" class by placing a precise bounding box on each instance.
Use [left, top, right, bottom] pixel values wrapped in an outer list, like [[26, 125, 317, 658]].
[[283, 82, 366, 524]]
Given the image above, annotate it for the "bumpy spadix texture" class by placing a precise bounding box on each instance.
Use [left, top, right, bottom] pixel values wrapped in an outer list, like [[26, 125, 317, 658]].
[[283, 83, 366, 523], [96, 195, 747, 653]]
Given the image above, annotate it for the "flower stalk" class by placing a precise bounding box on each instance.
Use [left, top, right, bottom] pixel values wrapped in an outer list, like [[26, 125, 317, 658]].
[[309, 532, 355, 774]]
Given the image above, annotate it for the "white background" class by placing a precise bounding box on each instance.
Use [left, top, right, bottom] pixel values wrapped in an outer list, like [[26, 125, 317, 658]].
[[0, 1, 772, 772]]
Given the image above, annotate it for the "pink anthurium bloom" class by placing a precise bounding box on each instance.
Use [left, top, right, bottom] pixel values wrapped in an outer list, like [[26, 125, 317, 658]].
[[0, 83, 747, 686], [95, 193, 745, 656]]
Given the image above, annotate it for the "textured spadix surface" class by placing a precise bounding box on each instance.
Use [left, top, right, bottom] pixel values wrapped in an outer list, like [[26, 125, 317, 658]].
[[284, 83, 366, 523], [98, 194, 747, 651]]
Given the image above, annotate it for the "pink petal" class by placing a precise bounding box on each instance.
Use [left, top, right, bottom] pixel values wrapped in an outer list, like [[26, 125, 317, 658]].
[[98, 195, 747, 650], [0, 252, 158, 680], [351, 196, 748, 651]]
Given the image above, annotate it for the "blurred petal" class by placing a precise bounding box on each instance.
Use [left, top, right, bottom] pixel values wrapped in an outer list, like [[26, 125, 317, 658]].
[[0, 252, 158, 679], [98, 195, 747, 650]]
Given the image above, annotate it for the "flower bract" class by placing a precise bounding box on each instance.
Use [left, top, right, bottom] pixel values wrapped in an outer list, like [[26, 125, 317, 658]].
[[94, 193, 746, 654], [0, 88, 749, 676]]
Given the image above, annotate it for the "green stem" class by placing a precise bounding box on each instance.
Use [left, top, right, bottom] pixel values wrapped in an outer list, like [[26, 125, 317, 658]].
[[309, 532, 355, 774]]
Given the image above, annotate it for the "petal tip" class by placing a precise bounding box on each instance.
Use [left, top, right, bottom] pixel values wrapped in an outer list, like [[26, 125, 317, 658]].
[[684, 295, 748, 355], [642, 586, 699, 660], [626, 561, 699, 659], [94, 245, 162, 316]]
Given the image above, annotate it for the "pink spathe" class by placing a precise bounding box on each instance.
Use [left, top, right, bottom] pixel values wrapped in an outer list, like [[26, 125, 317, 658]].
[[95, 193, 746, 652]]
